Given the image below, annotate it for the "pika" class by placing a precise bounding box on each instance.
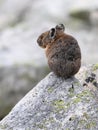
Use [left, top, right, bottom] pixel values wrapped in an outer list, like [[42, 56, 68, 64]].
[[37, 24, 81, 79]]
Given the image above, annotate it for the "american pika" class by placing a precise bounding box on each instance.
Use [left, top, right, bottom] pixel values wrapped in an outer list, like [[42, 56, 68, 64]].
[[37, 24, 81, 79]]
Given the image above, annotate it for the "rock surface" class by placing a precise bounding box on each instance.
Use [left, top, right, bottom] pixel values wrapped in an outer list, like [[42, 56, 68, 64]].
[[0, 65, 49, 120], [0, 64, 98, 130]]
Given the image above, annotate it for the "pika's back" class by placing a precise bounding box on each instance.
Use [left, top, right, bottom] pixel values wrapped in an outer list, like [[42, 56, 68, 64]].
[[37, 24, 81, 79], [46, 33, 81, 61]]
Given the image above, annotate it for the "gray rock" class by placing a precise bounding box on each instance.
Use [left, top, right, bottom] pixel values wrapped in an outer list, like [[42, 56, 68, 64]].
[[0, 64, 98, 130], [0, 65, 49, 120]]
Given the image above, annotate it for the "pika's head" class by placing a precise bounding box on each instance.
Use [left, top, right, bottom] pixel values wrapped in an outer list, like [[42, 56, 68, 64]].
[[37, 24, 65, 48]]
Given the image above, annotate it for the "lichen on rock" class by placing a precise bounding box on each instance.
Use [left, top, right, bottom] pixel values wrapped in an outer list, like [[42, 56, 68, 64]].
[[0, 64, 98, 130]]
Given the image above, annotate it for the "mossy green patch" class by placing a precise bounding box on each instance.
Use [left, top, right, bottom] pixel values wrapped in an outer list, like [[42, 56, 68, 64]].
[[93, 63, 98, 71], [79, 119, 87, 125], [0, 124, 9, 130], [35, 121, 47, 130], [68, 87, 74, 93], [85, 121, 96, 129], [68, 93, 75, 98], [73, 97, 81, 104], [52, 99, 67, 112], [76, 90, 93, 98], [74, 81, 81, 86], [47, 87, 54, 93], [66, 102, 70, 107], [66, 128, 70, 130], [48, 117, 55, 124], [70, 10, 90, 21], [37, 124, 45, 129], [83, 112, 89, 119]]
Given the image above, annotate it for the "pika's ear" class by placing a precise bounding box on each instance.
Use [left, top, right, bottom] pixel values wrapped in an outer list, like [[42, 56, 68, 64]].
[[49, 28, 56, 39], [55, 24, 65, 32]]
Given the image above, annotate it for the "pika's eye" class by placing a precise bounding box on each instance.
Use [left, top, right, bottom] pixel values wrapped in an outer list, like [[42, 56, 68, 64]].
[[49, 28, 56, 39]]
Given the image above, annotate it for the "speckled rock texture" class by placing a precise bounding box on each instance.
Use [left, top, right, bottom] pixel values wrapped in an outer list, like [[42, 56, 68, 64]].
[[0, 64, 98, 130]]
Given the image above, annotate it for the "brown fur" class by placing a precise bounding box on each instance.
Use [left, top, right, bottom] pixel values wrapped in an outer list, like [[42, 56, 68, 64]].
[[37, 24, 81, 79]]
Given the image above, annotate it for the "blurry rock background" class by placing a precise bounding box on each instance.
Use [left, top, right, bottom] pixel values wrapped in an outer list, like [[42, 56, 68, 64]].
[[0, 0, 98, 120]]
